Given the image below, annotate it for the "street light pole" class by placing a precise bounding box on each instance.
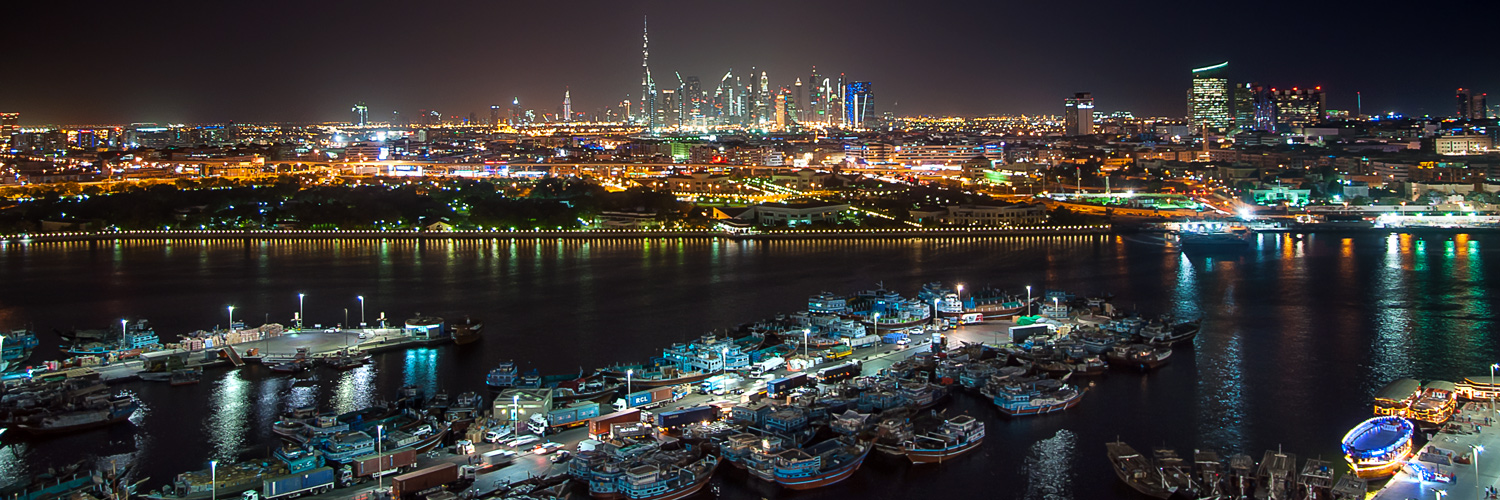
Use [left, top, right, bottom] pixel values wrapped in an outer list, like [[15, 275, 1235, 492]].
[[358, 295, 366, 327], [626, 369, 633, 396], [803, 328, 810, 360], [227, 306, 234, 331], [210, 460, 217, 500], [376, 424, 384, 491], [1491, 363, 1498, 411], [1026, 285, 1032, 317], [1467, 444, 1484, 497], [298, 293, 305, 331]]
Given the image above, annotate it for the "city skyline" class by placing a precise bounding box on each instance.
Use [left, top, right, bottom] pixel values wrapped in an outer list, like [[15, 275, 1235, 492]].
[[2, 0, 1494, 125]]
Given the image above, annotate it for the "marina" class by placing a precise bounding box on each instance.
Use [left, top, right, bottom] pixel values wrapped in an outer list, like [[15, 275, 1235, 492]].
[[0, 233, 1496, 500]]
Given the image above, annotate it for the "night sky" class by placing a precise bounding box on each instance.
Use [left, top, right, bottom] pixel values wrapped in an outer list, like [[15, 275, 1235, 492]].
[[2, 0, 1492, 125]]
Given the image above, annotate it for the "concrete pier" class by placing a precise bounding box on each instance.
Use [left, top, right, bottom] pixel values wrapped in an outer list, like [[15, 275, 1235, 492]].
[[1375, 402, 1500, 500]]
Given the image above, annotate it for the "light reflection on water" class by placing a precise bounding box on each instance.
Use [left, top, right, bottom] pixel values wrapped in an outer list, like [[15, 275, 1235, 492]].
[[206, 370, 250, 463], [1186, 251, 1248, 451], [332, 365, 378, 414], [404, 348, 440, 397], [1022, 429, 1075, 500], [1369, 234, 1415, 391]]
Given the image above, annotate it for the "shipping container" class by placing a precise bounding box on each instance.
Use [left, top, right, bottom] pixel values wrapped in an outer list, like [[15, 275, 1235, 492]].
[[654, 405, 718, 428], [767, 373, 810, 399], [526, 401, 601, 434], [353, 449, 418, 478], [264, 467, 336, 500], [622, 387, 673, 408], [881, 333, 908, 344], [391, 463, 458, 500], [587, 409, 642, 438]]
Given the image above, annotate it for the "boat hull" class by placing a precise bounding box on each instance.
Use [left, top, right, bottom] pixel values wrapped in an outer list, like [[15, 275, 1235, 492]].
[[906, 437, 983, 463], [997, 395, 1080, 417], [774, 445, 869, 490], [17, 410, 135, 435]]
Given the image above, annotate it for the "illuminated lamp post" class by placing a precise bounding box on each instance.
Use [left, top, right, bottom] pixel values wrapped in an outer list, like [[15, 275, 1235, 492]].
[[210, 460, 218, 500], [626, 369, 633, 396], [1026, 285, 1032, 316], [298, 293, 305, 331]]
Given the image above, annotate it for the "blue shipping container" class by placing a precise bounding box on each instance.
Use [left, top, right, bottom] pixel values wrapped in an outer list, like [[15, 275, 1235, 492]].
[[655, 406, 717, 427], [626, 392, 653, 407], [265, 467, 335, 499]]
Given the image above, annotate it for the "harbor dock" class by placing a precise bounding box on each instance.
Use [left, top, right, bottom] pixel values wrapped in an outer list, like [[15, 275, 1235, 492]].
[[1373, 402, 1500, 500], [32, 327, 449, 383]]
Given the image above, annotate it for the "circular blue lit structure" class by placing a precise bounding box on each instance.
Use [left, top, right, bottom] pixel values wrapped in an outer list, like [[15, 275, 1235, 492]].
[[1341, 416, 1415, 478]]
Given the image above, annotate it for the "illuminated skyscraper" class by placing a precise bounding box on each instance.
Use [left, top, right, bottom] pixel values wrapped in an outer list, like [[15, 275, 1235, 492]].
[[351, 102, 368, 126], [509, 98, 522, 125], [1457, 88, 1488, 119], [683, 76, 703, 127], [489, 104, 501, 126], [1063, 92, 1094, 136], [844, 81, 874, 128], [563, 90, 572, 122], [1232, 83, 1274, 132], [656, 88, 677, 127], [807, 67, 824, 124], [1270, 87, 1326, 127], [0, 113, 16, 139], [1189, 62, 1232, 131], [793, 78, 804, 124], [641, 17, 657, 132], [774, 89, 789, 127]]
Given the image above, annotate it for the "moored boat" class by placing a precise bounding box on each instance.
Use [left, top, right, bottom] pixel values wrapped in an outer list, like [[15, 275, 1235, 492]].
[[904, 414, 984, 464], [1106, 441, 1174, 499], [452, 317, 483, 346], [14, 393, 138, 435], [771, 437, 871, 490], [1341, 415, 1414, 479], [992, 378, 1082, 416], [1105, 343, 1171, 370]]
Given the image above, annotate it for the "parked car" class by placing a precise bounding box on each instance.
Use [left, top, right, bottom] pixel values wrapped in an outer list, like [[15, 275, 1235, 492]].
[[532, 442, 564, 455], [412, 424, 433, 437], [484, 427, 513, 444], [508, 435, 541, 448], [550, 450, 572, 463]]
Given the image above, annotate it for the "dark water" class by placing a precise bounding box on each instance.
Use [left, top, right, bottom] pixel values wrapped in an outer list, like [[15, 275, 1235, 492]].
[[0, 233, 1495, 499]]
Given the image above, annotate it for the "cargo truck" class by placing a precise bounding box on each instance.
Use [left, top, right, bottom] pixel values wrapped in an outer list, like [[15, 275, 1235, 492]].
[[480, 449, 515, 467], [816, 362, 861, 383], [826, 345, 853, 359], [654, 406, 718, 428], [587, 408, 643, 439], [526, 401, 601, 435], [391, 463, 458, 500], [748, 357, 784, 377], [844, 335, 878, 349], [612, 386, 675, 411], [766, 373, 810, 399], [263, 467, 336, 500], [352, 449, 417, 480]]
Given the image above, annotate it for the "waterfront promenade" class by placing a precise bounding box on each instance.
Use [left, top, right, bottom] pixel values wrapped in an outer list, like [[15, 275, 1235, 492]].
[[1, 226, 1113, 244], [1375, 402, 1500, 500]]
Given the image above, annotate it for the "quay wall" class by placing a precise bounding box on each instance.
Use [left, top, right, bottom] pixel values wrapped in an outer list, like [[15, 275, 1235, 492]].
[[1, 226, 1114, 243]]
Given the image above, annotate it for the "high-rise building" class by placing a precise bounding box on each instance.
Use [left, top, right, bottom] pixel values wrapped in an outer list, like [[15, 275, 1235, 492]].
[[2, 113, 19, 138], [793, 78, 804, 124], [807, 67, 824, 124], [509, 98, 522, 125], [641, 17, 657, 132], [351, 103, 369, 126], [845, 81, 874, 128], [1232, 83, 1274, 132], [656, 88, 678, 128], [489, 105, 501, 126], [1270, 87, 1327, 128], [1457, 88, 1488, 120], [1063, 92, 1094, 136], [1189, 62, 1231, 131], [774, 89, 789, 128], [563, 90, 572, 122]]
